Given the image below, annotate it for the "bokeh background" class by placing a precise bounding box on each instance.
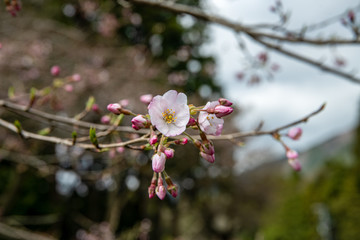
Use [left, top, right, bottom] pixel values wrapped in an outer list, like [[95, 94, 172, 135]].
[[0, 0, 360, 239]]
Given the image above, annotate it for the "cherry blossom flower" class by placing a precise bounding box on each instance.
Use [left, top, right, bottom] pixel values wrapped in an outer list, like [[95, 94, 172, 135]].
[[198, 101, 224, 136], [148, 90, 190, 137]]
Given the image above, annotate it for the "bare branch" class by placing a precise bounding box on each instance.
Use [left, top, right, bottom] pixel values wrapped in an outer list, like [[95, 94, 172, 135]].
[[0, 99, 147, 134], [249, 36, 360, 84], [128, 0, 360, 84], [0, 222, 56, 240], [205, 103, 326, 141], [0, 118, 149, 150], [129, 0, 360, 45]]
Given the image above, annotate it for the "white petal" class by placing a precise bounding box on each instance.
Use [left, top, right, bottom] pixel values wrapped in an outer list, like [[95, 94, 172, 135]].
[[165, 123, 184, 137], [156, 122, 169, 136], [163, 90, 178, 105], [175, 92, 188, 106]]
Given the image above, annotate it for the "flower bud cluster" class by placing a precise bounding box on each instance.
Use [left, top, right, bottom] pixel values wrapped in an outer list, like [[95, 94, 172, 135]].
[[274, 127, 304, 171], [107, 90, 234, 200]]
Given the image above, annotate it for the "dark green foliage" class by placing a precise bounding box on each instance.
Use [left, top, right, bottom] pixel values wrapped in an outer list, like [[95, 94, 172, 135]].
[[262, 119, 360, 239]]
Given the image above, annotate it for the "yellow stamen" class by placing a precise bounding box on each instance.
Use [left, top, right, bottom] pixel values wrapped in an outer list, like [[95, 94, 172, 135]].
[[162, 108, 177, 124]]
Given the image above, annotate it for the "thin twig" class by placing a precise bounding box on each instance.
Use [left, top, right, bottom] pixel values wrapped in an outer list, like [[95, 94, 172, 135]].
[[249, 36, 360, 84], [0, 222, 56, 240], [128, 0, 360, 84], [205, 103, 326, 141], [0, 99, 147, 134], [0, 118, 149, 150]]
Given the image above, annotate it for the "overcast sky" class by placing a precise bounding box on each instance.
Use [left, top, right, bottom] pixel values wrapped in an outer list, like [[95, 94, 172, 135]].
[[202, 0, 360, 171]]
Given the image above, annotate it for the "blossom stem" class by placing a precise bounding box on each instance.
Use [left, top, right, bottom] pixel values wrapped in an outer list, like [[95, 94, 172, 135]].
[[157, 134, 166, 152], [183, 132, 196, 143]]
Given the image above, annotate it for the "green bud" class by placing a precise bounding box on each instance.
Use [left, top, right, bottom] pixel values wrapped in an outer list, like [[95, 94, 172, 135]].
[[37, 127, 51, 136], [85, 96, 95, 111]]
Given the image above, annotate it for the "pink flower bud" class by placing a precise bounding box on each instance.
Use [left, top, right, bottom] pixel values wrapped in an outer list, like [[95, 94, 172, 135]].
[[287, 127, 302, 140], [71, 73, 81, 82], [131, 115, 149, 130], [175, 137, 188, 145], [200, 152, 215, 163], [101, 115, 111, 124], [140, 94, 153, 105], [148, 184, 156, 199], [286, 149, 299, 159], [156, 185, 166, 200], [107, 103, 122, 115], [149, 134, 158, 145], [116, 146, 125, 154], [164, 148, 174, 159], [51, 65, 61, 76], [119, 99, 129, 107], [181, 137, 188, 145], [92, 104, 100, 113], [201, 141, 215, 155], [152, 152, 166, 173], [288, 158, 301, 171], [167, 184, 178, 198], [214, 105, 233, 118], [218, 98, 233, 106], [148, 174, 157, 199], [63, 84, 73, 92], [187, 117, 197, 127]]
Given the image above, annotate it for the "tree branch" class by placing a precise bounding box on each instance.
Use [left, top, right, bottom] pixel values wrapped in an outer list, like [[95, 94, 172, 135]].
[[0, 118, 149, 150], [249, 35, 360, 84], [128, 0, 360, 84], [205, 103, 326, 141], [0, 222, 56, 240]]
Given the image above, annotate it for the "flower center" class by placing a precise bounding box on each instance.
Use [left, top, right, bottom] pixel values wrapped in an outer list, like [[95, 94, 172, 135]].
[[206, 115, 215, 126], [162, 108, 177, 124]]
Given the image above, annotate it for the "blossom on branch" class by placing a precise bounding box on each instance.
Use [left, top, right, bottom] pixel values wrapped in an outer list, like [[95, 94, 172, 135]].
[[140, 94, 153, 105], [131, 115, 150, 130], [148, 90, 190, 137], [198, 101, 224, 136], [107, 103, 122, 115], [287, 127, 302, 140], [152, 152, 166, 173], [286, 149, 301, 171]]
